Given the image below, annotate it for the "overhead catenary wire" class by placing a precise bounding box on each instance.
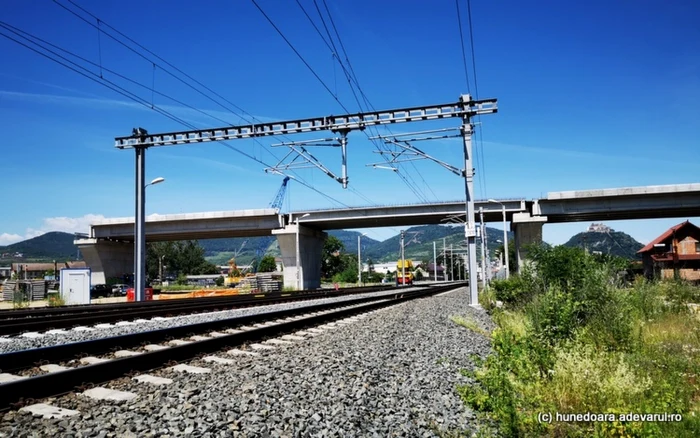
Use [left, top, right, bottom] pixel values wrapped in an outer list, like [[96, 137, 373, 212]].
[[455, 0, 485, 200], [0, 23, 349, 210], [318, 0, 434, 200], [256, 0, 431, 206], [297, 0, 437, 204], [0, 28, 197, 130], [466, 0, 488, 199], [51, 0, 354, 209]]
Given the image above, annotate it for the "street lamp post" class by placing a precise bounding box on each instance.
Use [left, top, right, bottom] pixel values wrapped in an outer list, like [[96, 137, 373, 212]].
[[295, 213, 310, 290], [488, 199, 509, 279], [135, 175, 165, 302], [357, 233, 367, 286], [159, 255, 165, 283]]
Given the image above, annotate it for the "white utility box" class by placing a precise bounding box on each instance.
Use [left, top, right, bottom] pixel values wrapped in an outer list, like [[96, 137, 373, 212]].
[[60, 268, 91, 305]]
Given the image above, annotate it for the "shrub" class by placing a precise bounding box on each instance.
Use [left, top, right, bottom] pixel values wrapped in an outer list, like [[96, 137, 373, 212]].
[[214, 275, 225, 287], [12, 290, 29, 309], [628, 276, 667, 320], [663, 279, 700, 312], [47, 293, 65, 307], [459, 243, 700, 437], [478, 286, 498, 311], [526, 285, 581, 346], [491, 276, 530, 306]]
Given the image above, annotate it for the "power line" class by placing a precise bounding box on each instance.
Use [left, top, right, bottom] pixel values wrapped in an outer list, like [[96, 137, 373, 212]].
[[0, 21, 236, 127], [455, 0, 485, 200], [466, 0, 488, 199], [258, 0, 430, 205], [454, 0, 472, 95], [0, 27, 196, 130], [57, 0, 253, 124], [0, 23, 349, 210], [312, 0, 437, 203], [251, 0, 351, 114], [53, 0, 351, 209]]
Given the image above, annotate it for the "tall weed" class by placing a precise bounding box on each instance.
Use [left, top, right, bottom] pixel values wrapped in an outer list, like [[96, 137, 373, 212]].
[[460, 245, 700, 437]]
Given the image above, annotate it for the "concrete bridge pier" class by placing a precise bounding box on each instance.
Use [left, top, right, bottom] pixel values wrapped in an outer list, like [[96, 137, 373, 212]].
[[511, 213, 548, 272], [272, 225, 327, 290], [75, 238, 134, 285]]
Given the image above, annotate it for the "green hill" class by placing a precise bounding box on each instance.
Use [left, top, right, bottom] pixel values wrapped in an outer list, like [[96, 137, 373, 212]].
[[199, 230, 381, 266], [362, 224, 514, 263], [563, 228, 643, 259], [0, 232, 79, 262]]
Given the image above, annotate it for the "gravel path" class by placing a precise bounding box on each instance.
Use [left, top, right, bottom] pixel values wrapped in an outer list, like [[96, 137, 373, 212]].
[[0, 287, 494, 437], [0, 289, 410, 354]]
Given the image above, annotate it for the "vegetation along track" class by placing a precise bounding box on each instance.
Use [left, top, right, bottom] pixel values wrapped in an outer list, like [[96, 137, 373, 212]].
[[0, 282, 465, 412], [0, 285, 395, 336]]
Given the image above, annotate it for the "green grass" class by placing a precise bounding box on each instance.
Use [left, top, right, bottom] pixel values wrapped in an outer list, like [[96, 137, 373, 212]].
[[458, 246, 700, 437], [450, 315, 491, 338]]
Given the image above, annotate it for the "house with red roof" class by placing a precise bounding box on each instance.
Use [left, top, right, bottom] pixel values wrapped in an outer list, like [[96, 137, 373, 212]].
[[637, 220, 700, 281]]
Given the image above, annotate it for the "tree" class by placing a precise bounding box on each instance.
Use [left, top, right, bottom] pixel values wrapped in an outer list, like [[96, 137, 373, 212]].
[[258, 255, 277, 272], [322, 235, 345, 280], [215, 276, 225, 287], [146, 240, 219, 281]]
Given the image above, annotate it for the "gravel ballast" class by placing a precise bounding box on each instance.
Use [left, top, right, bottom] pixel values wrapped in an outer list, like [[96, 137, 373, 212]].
[[0, 287, 494, 437], [0, 289, 411, 354]]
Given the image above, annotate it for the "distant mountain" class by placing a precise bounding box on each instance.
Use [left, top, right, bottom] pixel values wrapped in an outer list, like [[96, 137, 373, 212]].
[[563, 228, 643, 259], [199, 230, 382, 266], [3, 224, 639, 267], [326, 230, 381, 254], [0, 232, 78, 262], [363, 224, 514, 263]]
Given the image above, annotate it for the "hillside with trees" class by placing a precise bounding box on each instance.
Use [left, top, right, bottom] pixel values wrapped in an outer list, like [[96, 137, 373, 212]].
[[563, 228, 643, 259], [0, 232, 78, 262]]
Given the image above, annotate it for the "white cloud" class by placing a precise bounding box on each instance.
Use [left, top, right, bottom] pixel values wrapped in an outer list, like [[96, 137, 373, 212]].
[[0, 233, 24, 246]]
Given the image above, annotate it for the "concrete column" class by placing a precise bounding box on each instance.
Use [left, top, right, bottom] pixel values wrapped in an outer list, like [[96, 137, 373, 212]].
[[75, 238, 134, 285], [272, 225, 327, 290], [511, 213, 548, 272]]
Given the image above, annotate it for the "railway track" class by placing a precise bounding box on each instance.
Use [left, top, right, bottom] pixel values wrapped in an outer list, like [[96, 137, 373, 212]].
[[0, 282, 465, 413], [0, 285, 395, 337]]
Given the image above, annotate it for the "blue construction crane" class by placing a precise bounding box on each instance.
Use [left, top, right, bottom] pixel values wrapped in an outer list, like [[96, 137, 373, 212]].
[[252, 177, 290, 273], [269, 176, 290, 211]]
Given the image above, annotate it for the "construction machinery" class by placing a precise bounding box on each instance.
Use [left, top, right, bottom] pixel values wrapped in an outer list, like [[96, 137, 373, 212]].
[[396, 259, 414, 285], [250, 177, 290, 273], [270, 176, 290, 211]]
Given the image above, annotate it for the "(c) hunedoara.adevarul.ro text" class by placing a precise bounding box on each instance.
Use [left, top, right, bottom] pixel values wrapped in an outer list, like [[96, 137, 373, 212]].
[[537, 412, 683, 424]]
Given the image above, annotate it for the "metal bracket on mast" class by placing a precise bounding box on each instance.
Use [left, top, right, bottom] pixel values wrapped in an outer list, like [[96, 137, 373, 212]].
[[265, 135, 351, 188], [366, 127, 463, 175]]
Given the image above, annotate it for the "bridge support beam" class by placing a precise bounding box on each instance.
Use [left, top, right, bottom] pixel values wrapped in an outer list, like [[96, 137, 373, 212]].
[[272, 225, 327, 290], [511, 213, 548, 272], [75, 238, 134, 286]]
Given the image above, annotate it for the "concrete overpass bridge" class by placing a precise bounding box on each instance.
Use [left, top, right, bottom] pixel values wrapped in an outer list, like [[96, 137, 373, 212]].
[[76, 183, 700, 288]]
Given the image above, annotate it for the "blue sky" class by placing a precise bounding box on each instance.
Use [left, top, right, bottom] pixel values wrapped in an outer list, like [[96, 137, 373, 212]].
[[1, 0, 698, 247]]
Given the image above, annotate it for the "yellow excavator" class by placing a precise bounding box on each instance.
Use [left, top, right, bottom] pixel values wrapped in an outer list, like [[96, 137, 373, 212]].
[[224, 257, 252, 287]]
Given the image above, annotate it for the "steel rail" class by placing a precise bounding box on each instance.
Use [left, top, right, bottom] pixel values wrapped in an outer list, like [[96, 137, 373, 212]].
[[0, 285, 395, 336], [0, 282, 465, 411]]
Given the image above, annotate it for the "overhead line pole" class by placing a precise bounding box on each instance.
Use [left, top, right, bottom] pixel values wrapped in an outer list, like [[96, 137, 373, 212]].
[[433, 241, 437, 282], [116, 95, 497, 304]]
